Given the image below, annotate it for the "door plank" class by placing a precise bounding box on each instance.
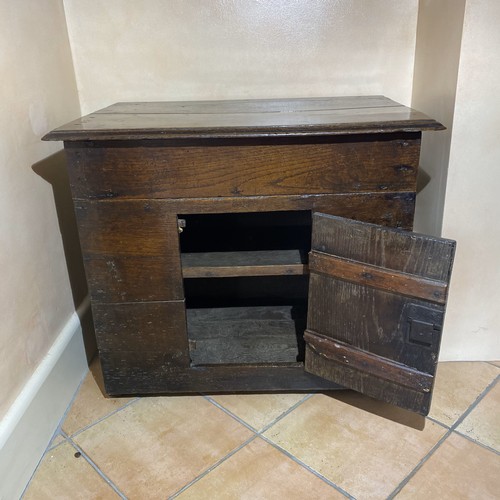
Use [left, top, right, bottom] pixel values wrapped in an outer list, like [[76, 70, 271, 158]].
[[304, 330, 433, 392], [309, 251, 448, 304], [305, 213, 455, 415]]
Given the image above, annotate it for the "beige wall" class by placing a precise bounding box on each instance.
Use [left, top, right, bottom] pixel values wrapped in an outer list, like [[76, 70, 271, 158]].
[[412, 0, 466, 236], [439, 0, 500, 360], [63, 0, 419, 114], [0, 0, 81, 418]]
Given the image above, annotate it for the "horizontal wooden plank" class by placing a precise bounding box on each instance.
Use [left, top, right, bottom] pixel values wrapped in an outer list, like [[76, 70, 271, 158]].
[[309, 251, 447, 304], [85, 256, 183, 302], [187, 305, 305, 365], [304, 343, 430, 414], [64, 134, 420, 199], [182, 250, 308, 278], [94, 96, 403, 115], [97, 350, 343, 395], [93, 302, 189, 365], [73, 191, 416, 231], [311, 212, 455, 280], [304, 329, 433, 392], [74, 200, 180, 258], [43, 96, 444, 141]]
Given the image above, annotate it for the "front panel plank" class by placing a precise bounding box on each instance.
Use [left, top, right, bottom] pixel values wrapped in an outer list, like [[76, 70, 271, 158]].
[[93, 301, 189, 367], [74, 200, 183, 301], [65, 135, 420, 199]]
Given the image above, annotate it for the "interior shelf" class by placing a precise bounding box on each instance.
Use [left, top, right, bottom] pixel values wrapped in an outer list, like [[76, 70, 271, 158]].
[[181, 249, 309, 278], [187, 305, 306, 365]]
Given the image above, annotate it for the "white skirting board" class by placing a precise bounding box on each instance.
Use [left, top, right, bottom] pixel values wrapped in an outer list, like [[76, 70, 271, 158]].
[[0, 297, 91, 500]]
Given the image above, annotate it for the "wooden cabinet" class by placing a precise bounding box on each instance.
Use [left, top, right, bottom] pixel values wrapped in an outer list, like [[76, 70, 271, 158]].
[[44, 96, 455, 415]]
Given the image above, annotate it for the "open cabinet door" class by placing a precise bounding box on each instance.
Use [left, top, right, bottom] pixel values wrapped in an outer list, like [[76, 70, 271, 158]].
[[304, 213, 456, 415]]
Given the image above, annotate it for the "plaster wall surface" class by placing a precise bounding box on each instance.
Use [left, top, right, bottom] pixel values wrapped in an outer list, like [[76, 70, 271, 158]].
[[62, 0, 419, 113], [439, 0, 500, 360], [0, 0, 81, 418]]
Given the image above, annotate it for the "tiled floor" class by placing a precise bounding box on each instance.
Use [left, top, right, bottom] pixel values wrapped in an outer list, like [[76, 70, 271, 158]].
[[23, 360, 499, 499]]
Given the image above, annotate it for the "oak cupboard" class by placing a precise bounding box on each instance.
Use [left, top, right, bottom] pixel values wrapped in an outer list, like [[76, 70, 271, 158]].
[[44, 96, 455, 415]]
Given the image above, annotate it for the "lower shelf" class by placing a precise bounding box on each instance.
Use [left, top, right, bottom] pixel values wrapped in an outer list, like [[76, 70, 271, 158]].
[[186, 305, 306, 365]]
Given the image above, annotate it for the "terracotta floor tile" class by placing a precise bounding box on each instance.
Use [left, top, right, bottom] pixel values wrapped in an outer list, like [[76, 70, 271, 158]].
[[456, 380, 500, 451], [62, 358, 134, 436], [73, 396, 253, 498], [263, 392, 446, 499], [177, 437, 342, 499], [428, 361, 499, 427], [396, 432, 500, 499], [23, 441, 119, 499], [210, 393, 307, 431]]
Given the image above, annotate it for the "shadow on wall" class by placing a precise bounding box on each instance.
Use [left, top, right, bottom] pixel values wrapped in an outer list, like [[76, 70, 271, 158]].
[[32, 150, 96, 363]]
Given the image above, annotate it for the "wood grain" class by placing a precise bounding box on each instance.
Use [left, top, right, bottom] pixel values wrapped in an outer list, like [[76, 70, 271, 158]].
[[64, 135, 420, 199], [93, 301, 189, 367], [98, 350, 341, 395], [304, 329, 433, 391], [42, 96, 444, 141], [305, 213, 456, 414], [311, 212, 455, 280], [85, 256, 183, 302], [309, 250, 448, 304], [182, 250, 308, 278], [187, 305, 306, 365]]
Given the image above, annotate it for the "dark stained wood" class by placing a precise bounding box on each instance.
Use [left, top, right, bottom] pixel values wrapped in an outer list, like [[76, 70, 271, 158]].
[[85, 256, 183, 303], [42, 96, 444, 142], [182, 250, 308, 278], [93, 96, 405, 114], [169, 192, 416, 230], [74, 200, 183, 301], [74, 200, 180, 258], [41, 96, 446, 401], [187, 306, 306, 365], [304, 330, 433, 392], [308, 251, 448, 304], [63, 135, 420, 199], [98, 349, 341, 395], [305, 214, 455, 414], [311, 212, 455, 281], [93, 301, 189, 367]]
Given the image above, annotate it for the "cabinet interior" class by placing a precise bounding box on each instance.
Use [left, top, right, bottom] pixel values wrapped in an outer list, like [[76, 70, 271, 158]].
[[179, 211, 312, 366]]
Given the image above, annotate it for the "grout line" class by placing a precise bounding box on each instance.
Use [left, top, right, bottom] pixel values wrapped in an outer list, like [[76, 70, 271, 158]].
[[260, 393, 314, 433], [168, 435, 259, 499], [68, 438, 128, 499], [449, 374, 498, 430], [425, 415, 450, 429], [202, 395, 260, 433], [452, 429, 500, 456], [203, 392, 313, 434], [19, 368, 91, 499], [259, 434, 354, 499], [386, 430, 453, 499], [203, 393, 353, 497], [387, 374, 499, 499], [69, 397, 140, 439]]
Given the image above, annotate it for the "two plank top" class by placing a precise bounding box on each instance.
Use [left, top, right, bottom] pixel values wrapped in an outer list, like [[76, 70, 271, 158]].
[[43, 96, 444, 141]]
